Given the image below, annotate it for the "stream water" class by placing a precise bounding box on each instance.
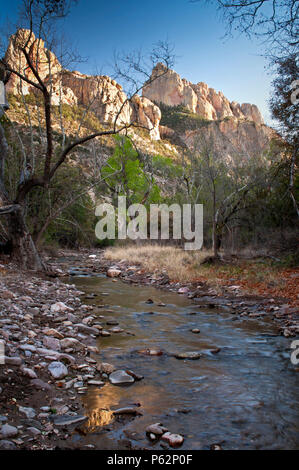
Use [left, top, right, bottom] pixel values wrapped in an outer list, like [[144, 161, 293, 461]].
[[67, 273, 299, 450]]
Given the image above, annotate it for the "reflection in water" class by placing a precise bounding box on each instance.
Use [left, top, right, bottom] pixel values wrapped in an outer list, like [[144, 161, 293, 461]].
[[68, 274, 299, 450], [86, 408, 114, 432]]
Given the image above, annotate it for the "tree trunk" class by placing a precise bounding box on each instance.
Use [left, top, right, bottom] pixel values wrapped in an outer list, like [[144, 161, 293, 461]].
[[9, 206, 46, 271]]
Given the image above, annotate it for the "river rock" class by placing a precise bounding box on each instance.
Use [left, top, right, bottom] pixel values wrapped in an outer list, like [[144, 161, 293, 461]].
[[109, 326, 124, 333], [100, 330, 111, 337], [36, 348, 75, 363], [27, 426, 41, 436], [210, 347, 221, 354], [178, 287, 189, 294], [191, 329, 200, 334], [4, 356, 22, 366], [0, 440, 17, 449], [109, 370, 135, 385], [0, 424, 18, 439], [97, 362, 116, 374], [107, 267, 122, 278], [50, 302, 73, 313], [75, 323, 100, 336], [20, 366, 37, 379], [174, 351, 201, 360], [161, 432, 184, 447], [87, 380, 105, 386], [146, 423, 168, 436], [43, 328, 64, 339], [43, 336, 61, 351], [19, 406, 36, 419], [19, 344, 37, 353], [48, 361, 68, 379], [60, 338, 85, 351], [50, 414, 88, 426], [210, 443, 222, 450], [137, 349, 163, 356]]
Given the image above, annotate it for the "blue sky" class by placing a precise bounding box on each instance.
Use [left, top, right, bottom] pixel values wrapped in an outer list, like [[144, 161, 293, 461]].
[[0, 0, 274, 124]]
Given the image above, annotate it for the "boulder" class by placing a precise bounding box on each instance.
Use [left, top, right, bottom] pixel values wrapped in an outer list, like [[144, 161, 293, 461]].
[[109, 370, 135, 385]]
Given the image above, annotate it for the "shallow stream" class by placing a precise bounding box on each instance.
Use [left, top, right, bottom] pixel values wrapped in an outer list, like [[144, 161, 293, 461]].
[[68, 273, 298, 450]]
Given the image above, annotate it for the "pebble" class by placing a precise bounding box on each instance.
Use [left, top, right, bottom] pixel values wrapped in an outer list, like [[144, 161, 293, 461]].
[[178, 287, 189, 294], [0, 440, 17, 450], [137, 349, 163, 356], [75, 324, 100, 336], [87, 380, 105, 386], [43, 336, 61, 351], [174, 351, 201, 360], [0, 424, 19, 439], [109, 326, 124, 333], [50, 302, 73, 313], [98, 362, 116, 374], [161, 432, 184, 447], [100, 330, 111, 337], [60, 338, 85, 351], [20, 366, 38, 379], [19, 406, 36, 419], [4, 356, 22, 366], [48, 361, 68, 379], [107, 267, 122, 278], [146, 423, 168, 436], [27, 426, 41, 436]]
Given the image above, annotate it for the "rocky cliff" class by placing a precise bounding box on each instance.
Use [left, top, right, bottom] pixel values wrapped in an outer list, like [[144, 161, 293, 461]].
[[143, 62, 264, 124], [143, 63, 277, 159], [4, 29, 276, 158], [4, 29, 161, 140]]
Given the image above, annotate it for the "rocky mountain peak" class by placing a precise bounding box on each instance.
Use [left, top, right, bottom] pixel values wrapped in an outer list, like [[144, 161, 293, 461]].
[[4, 29, 161, 140], [143, 63, 264, 125]]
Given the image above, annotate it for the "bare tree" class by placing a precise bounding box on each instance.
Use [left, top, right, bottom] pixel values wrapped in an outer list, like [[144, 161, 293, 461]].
[[0, 0, 174, 270], [191, 0, 299, 56]]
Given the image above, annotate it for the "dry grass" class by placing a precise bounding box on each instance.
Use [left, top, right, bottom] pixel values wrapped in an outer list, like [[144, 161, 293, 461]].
[[104, 244, 299, 306], [104, 244, 213, 281]]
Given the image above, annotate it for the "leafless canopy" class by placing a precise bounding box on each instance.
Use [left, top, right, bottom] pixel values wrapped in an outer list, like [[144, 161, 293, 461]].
[[191, 1, 299, 56]]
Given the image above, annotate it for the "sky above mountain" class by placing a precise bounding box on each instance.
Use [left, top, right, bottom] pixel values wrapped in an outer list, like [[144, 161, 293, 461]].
[[0, 0, 274, 125]]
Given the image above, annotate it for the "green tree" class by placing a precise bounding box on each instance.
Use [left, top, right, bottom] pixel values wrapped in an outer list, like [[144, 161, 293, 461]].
[[101, 136, 161, 208]]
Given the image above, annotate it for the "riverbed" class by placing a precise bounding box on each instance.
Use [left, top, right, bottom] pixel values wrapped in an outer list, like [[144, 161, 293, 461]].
[[67, 273, 299, 450]]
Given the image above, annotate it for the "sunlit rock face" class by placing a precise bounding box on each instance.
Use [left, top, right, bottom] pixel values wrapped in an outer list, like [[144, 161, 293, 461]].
[[60, 71, 133, 125], [5, 29, 61, 96], [131, 95, 162, 140], [4, 29, 161, 138], [182, 117, 276, 163], [143, 63, 264, 124]]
